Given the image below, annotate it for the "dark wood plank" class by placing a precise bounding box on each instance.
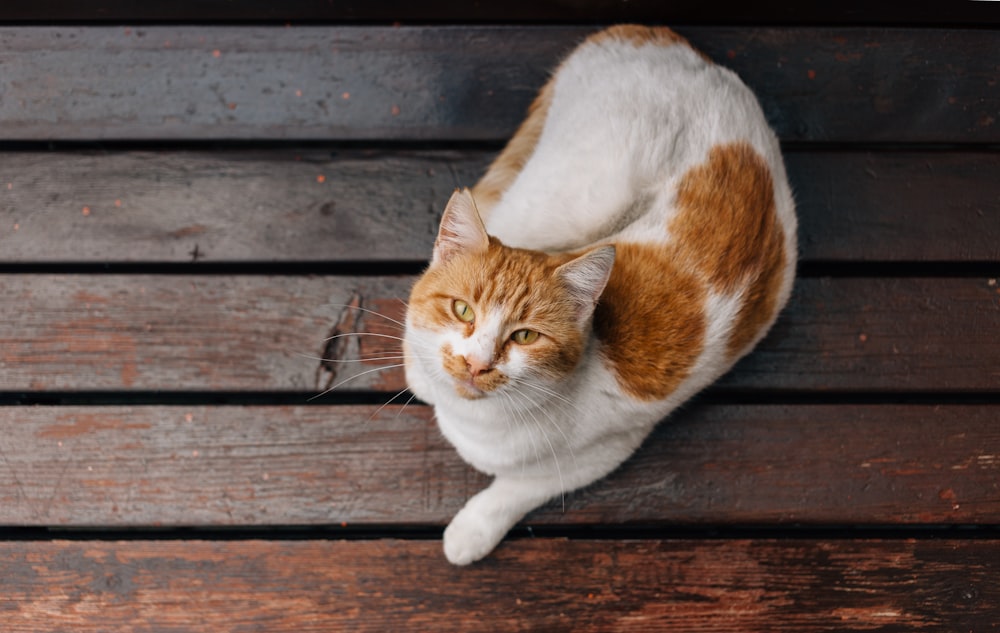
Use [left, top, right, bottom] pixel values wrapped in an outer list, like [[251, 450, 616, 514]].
[[0, 404, 996, 526], [724, 276, 1000, 392], [3, 0, 1000, 25], [2, 150, 997, 264], [1, 276, 997, 393], [0, 26, 995, 142], [0, 149, 489, 263], [1, 539, 997, 631], [790, 151, 1000, 263]]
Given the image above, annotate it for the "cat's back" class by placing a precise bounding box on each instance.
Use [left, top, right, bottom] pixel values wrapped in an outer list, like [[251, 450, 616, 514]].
[[483, 26, 791, 254], [479, 25, 798, 406]]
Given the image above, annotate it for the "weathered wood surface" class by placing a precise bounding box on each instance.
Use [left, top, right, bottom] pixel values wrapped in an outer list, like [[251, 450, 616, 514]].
[[3, 0, 999, 25], [0, 404, 996, 527], [0, 27, 996, 142], [1, 539, 997, 632], [2, 275, 998, 392], [2, 150, 998, 264]]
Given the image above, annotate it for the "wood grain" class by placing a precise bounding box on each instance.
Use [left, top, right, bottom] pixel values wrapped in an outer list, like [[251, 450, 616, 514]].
[[0, 404, 996, 527], [0, 26, 995, 142], [1, 150, 997, 264], [1, 539, 997, 632], [1, 276, 997, 392], [0, 275, 413, 392]]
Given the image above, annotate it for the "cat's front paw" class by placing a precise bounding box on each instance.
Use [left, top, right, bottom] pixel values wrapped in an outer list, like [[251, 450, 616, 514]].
[[443, 510, 504, 566]]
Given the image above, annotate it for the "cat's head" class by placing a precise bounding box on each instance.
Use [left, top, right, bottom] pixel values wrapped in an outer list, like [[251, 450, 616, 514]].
[[406, 189, 615, 400]]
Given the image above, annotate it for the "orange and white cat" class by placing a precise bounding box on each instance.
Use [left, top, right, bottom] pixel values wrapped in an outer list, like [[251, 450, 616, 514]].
[[404, 25, 797, 565]]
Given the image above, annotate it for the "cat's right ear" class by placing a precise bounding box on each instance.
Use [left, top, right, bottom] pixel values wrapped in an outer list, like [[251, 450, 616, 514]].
[[431, 188, 490, 266]]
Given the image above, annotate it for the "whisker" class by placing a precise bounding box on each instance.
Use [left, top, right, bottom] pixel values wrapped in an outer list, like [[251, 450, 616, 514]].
[[511, 386, 579, 477], [308, 363, 406, 401], [297, 352, 408, 364], [395, 392, 418, 419], [323, 332, 405, 343], [502, 391, 542, 472], [508, 389, 566, 512], [494, 390, 523, 475], [520, 380, 585, 414], [368, 386, 413, 422], [327, 302, 407, 329]]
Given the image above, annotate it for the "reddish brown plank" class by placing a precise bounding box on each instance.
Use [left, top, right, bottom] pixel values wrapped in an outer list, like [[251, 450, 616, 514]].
[[1, 276, 997, 393], [1, 150, 997, 263], [1, 539, 996, 632], [0, 404, 996, 526], [0, 27, 994, 142]]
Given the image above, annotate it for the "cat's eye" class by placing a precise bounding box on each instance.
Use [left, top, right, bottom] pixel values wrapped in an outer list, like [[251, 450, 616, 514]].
[[511, 329, 539, 345], [452, 299, 475, 323]]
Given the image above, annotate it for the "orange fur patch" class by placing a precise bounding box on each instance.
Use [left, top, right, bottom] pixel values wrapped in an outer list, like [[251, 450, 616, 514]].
[[585, 24, 688, 48], [672, 142, 787, 359], [587, 24, 710, 62], [593, 243, 707, 401]]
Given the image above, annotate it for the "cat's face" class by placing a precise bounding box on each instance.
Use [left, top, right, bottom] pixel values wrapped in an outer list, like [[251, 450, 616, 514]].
[[406, 190, 615, 401]]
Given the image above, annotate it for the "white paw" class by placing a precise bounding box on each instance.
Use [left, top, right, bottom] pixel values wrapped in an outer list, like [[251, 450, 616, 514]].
[[443, 510, 504, 566]]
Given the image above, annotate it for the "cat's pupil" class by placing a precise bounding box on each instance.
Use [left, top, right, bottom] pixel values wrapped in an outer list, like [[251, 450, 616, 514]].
[[452, 299, 475, 323], [512, 329, 539, 345]]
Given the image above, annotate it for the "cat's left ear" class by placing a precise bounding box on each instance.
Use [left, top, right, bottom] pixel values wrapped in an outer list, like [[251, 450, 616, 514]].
[[431, 188, 490, 266], [556, 245, 616, 326]]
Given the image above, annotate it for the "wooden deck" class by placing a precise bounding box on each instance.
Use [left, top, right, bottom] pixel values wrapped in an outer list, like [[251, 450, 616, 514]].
[[1, 4, 998, 631]]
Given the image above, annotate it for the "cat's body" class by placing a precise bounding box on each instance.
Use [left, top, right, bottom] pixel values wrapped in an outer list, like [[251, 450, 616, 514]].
[[404, 25, 797, 565]]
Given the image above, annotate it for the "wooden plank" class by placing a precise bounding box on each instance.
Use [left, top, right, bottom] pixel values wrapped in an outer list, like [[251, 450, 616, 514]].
[[1, 276, 998, 393], [0, 149, 488, 263], [3, 0, 1000, 25], [0, 275, 412, 392], [790, 151, 1000, 263], [723, 276, 1000, 392], [2, 150, 998, 264], [0, 26, 995, 142], [0, 404, 996, 526], [1, 539, 997, 631]]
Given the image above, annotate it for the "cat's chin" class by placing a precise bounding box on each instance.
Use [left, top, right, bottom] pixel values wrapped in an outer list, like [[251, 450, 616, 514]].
[[453, 380, 488, 400]]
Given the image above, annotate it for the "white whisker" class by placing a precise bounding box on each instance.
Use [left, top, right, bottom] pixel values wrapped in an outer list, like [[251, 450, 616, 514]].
[[395, 392, 418, 419], [520, 380, 585, 415], [297, 352, 407, 364], [368, 386, 413, 422], [507, 389, 566, 512], [327, 302, 407, 329], [323, 332, 405, 343], [308, 363, 406, 401], [494, 390, 523, 475], [502, 391, 542, 472], [511, 385, 579, 477]]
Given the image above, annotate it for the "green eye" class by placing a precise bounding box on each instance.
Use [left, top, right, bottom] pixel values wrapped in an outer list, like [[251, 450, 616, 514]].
[[452, 299, 475, 323], [511, 329, 539, 345]]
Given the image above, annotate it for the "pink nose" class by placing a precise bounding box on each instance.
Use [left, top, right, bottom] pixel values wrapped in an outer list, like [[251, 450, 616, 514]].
[[465, 356, 491, 377]]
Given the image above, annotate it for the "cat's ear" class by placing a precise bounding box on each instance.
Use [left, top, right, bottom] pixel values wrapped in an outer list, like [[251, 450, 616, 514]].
[[556, 245, 616, 325], [432, 188, 489, 266]]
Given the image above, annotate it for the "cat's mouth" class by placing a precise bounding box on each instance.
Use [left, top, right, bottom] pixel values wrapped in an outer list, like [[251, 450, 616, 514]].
[[453, 378, 487, 400]]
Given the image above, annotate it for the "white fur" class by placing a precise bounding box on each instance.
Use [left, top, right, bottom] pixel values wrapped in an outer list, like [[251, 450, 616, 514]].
[[405, 30, 797, 565]]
